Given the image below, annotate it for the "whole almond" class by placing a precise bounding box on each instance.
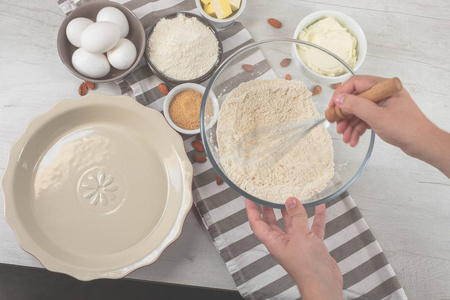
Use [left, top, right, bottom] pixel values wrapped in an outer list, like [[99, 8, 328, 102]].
[[268, 18, 282, 28], [196, 133, 202, 140], [216, 174, 223, 185], [312, 85, 322, 96], [158, 83, 169, 95], [192, 140, 204, 152], [280, 58, 291, 67], [242, 64, 255, 72], [85, 81, 96, 90], [78, 82, 87, 96], [193, 153, 207, 163], [285, 74, 292, 80], [331, 82, 342, 89]]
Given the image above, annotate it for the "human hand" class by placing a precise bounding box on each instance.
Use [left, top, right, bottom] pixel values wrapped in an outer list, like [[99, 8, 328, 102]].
[[329, 75, 433, 155], [245, 198, 343, 300], [329, 75, 450, 177]]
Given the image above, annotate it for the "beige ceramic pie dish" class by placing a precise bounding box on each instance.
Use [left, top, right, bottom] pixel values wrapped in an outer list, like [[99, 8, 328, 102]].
[[2, 93, 193, 280]]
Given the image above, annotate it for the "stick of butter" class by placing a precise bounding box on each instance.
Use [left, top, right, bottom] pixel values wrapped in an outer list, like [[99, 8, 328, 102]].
[[201, 0, 210, 5], [228, 0, 241, 11], [211, 0, 232, 19], [203, 3, 215, 17]]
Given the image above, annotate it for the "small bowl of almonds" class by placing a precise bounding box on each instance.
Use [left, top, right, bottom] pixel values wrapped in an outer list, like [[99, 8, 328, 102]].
[[163, 83, 219, 135]]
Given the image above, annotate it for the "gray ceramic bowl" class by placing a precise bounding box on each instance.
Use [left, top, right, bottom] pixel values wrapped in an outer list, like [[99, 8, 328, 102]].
[[144, 12, 223, 86], [57, 0, 145, 83]]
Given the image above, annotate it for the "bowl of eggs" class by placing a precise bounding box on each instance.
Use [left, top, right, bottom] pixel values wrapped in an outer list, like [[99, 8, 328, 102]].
[[57, 1, 145, 83]]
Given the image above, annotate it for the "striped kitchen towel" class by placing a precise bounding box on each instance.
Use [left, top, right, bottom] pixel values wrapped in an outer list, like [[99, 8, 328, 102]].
[[58, 0, 408, 299]]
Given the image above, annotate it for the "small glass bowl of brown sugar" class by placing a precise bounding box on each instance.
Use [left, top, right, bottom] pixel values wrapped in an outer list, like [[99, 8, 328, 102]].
[[163, 83, 219, 135]]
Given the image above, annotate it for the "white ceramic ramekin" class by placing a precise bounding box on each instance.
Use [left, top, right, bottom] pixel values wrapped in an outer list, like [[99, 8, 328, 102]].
[[292, 10, 367, 84]]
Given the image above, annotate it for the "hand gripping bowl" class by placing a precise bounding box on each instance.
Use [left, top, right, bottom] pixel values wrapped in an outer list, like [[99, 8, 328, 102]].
[[200, 38, 374, 209], [2, 94, 193, 280]]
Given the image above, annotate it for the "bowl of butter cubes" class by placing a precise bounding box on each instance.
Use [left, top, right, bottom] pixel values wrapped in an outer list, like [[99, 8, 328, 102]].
[[195, 0, 246, 28]]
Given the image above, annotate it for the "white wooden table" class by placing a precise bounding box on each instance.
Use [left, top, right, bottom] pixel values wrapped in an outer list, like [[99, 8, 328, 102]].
[[1, 1, 449, 299]]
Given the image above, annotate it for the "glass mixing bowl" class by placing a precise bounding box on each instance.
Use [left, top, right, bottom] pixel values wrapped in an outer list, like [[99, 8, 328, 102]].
[[200, 38, 374, 209]]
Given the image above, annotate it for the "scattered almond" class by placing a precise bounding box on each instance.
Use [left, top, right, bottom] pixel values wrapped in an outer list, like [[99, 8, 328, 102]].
[[312, 85, 322, 96], [85, 81, 96, 90], [193, 153, 207, 163], [285, 74, 292, 80], [331, 82, 342, 89], [242, 64, 255, 72], [158, 83, 169, 95], [280, 58, 291, 67], [192, 140, 204, 152], [78, 82, 87, 96], [268, 18, 282, 28], [216, 174, 223, 185], [196, 133, 202, 140]]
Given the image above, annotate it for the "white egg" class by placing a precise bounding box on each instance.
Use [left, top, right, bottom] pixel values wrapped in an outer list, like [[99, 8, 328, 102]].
[[97, 7, 129, 38], [80, 21, 121, 54], [66, 17, 94, 47], [72, 48, 110, 78], [107, 38, 137, 70]]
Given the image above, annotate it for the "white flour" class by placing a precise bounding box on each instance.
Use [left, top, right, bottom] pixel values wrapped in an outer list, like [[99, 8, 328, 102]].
[[148, 14, 219, 80], [217, 79, 334, 203]]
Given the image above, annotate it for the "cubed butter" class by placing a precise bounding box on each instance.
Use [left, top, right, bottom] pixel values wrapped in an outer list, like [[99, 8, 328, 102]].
[[203, 3, 215, 17], [211, 0, 232, 19], [201, 0, 210, 5], [228, 0, 241, 11]]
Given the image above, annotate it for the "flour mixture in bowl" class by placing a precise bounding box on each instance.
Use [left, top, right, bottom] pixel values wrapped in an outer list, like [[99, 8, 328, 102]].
[[147, 13, 220, 82], [216, 79, 334, 203]]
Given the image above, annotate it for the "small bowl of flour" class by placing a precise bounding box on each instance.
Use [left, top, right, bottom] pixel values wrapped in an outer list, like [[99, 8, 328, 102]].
[[145, 12, 222, 85]]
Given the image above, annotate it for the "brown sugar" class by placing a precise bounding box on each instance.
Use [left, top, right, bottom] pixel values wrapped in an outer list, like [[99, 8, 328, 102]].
[[169, 89, 203, 130]]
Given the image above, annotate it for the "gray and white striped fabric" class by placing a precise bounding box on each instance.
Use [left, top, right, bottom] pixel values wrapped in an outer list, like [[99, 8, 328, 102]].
[[58, 1, 408, 299]]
